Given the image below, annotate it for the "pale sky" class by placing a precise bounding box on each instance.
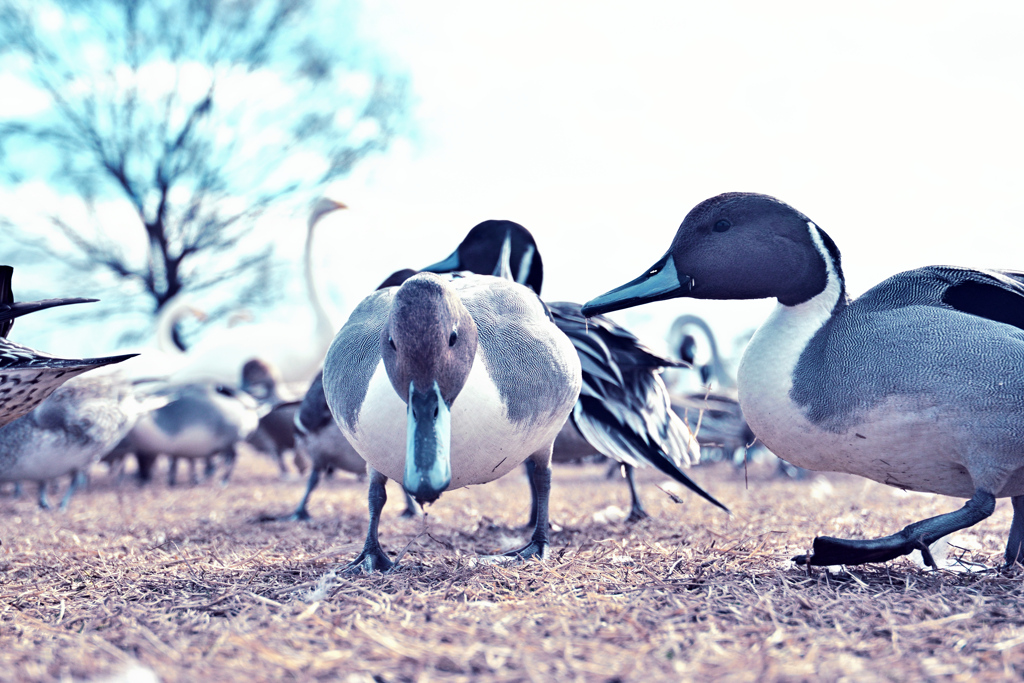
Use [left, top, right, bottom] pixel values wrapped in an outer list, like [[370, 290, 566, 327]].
[[9, 0, 1024, 366]]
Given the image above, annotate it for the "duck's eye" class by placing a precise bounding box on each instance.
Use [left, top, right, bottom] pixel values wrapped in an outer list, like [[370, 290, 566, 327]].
[[713, 219, 732, 232], [388, 335, 396, 350], [449, 329, 458, 347]]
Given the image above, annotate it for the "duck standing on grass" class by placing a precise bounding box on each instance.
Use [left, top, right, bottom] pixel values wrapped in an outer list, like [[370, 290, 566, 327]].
[[583, 192, 1024, 568], [323, 271, 582, 572]]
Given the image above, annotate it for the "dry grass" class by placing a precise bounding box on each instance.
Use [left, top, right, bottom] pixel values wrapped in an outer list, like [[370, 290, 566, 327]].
[[1, 450, 1023, 682]]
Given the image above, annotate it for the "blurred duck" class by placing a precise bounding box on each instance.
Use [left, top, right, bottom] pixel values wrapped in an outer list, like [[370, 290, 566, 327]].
[[240, 358, 304, 477], [0, 375, 140, 509], [421, 221, 727, 520], [0, 265, 135, 427], [584, 191, 1024, 567], [121, 382, 259, 486], [323, 271, 582, 571], [169, 198, 346, 389]]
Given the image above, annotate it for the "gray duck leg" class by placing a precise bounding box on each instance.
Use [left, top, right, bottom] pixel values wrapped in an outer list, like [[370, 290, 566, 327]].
[[1006, 495, 1024, 566], [400, 489, 422, 518], [345, 468, 394, 573], [506, 454, 552, 561], [58, 471, 82, 511], [219, 446, 237, 486], [624, 464, 649, 522], [525, 459, 540, 529], [37, 482, 50, 509], [256, 466, 322, 522], [794, 489, 996, 568]]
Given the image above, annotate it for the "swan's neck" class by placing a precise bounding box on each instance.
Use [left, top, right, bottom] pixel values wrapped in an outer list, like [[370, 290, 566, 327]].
[[154, 299, 195, 356], [304, 215, 334, 347]]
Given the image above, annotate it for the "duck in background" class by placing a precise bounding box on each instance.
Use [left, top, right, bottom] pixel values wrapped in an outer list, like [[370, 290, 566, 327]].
[[0, 374, 141, 510], [421, 221, 727, 521], [584, 192, 1024, 567]]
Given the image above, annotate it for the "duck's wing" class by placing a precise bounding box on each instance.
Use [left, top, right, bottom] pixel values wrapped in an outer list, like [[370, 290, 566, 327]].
[[0, 266, 97, 339], [858, 266, 1024, 331], [322, 289, 394, 433], [547, 301, 727, 512]]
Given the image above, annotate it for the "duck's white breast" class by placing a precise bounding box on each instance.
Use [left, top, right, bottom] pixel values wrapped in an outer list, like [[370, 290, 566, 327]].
[[343, 354, 560, 490]]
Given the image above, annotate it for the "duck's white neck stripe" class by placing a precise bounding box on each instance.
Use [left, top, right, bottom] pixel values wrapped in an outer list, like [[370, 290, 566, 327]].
[[799, 221, 843, 319]]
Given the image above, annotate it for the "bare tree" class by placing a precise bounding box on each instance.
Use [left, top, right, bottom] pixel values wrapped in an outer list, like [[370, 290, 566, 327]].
[[0, 0, 407, 338]]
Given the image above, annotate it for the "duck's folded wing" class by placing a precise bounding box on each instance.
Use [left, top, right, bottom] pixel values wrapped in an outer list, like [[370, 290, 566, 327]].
[[547, 302, 726, 511], [861, 265, 1024, 332]]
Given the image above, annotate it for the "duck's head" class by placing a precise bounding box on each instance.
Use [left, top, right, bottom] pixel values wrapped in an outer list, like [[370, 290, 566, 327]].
[[381, 273, 479, 503], [582, 192, 840, 316], [421, 220, 545, 295]]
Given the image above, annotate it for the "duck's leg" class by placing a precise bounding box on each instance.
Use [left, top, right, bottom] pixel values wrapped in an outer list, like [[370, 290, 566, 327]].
[[259, 466, 321, 522], [219, 446, 237, 486], [624, 464, 649, 522], [58, 471, 81, 511], [37, 481, 50, 509], [400, 488, 422, 518], [524, 459, 540, 528], [1005, 495, 1024, 566], [794, 489, 996, 568], [345, 468, 394, 573], [505, 449, 553, 561], [168, 457, 178, 486]]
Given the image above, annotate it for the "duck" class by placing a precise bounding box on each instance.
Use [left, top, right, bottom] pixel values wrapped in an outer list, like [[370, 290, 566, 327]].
[[583, 191, 1024, 568], [239, 358, 305, 477], [0, 374, 140, 509], [421, 221, 727, 521], [168, 198, 346, 389], [0, 265, 136, 427], [323, 271, 582, 572], [122, 382, 259, 486]]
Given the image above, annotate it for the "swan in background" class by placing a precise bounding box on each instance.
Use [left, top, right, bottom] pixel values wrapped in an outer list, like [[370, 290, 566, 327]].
[[101, 296, 206, 382], [666, 314, 737, 394], [168, 198, 346, 389]]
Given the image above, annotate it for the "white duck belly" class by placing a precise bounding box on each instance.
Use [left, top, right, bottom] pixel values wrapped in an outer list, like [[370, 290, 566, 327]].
[[345, 356, 559, 490]]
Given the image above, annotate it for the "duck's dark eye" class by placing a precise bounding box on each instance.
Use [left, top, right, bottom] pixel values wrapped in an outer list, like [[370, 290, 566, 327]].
[[713, 219, 732, 232], [449, 329, 458, 347], [388, 335, 396, 350]]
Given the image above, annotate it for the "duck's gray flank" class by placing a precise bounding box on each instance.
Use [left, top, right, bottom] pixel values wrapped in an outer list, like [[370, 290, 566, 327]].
[[326, 288, 393, 432], [791, 265, 1024, 432]]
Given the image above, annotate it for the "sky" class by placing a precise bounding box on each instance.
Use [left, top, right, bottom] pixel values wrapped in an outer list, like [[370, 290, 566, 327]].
[[8, 0, 1024, 369]]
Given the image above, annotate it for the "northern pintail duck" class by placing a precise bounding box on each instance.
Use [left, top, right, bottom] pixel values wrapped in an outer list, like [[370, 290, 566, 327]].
[[584, 192, 1024, 567], [422, 221, 727, 520], [323, 271, 582, 571], [124, 382, 259, 485], [0, 265, 134, 427], [240, 359, 305, 477], [0, 374, 139, 509]]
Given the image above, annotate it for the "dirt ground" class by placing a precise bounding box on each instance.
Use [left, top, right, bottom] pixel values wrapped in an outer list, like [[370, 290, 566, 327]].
[[1, 449, 1022, 683]]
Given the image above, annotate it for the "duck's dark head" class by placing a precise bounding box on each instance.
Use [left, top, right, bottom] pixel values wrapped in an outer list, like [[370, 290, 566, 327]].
[[421, 219, 545, 295], [583, 193, 840, 316], [381, 273, 479, 503]]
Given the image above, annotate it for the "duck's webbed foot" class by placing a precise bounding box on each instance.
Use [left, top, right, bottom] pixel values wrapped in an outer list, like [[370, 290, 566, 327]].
[[344, 541, 394, 574], [793, 489, 996, 568]]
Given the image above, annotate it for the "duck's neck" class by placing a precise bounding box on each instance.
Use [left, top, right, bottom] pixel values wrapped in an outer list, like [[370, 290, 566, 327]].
[[738, 222, 846, 399]]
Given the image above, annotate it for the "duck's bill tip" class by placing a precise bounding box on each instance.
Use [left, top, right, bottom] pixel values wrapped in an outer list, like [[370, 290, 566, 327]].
[[582, 257, 692, 317]]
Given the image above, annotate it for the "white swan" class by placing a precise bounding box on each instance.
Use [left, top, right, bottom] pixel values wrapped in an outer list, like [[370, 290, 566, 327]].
[[168, 198, 346, 389]]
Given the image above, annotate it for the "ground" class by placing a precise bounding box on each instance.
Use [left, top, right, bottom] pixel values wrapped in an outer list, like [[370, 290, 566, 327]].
[[1, 450, 1022, 682]]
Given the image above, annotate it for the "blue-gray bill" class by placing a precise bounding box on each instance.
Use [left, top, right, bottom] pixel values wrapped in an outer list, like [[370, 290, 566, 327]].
[[404, 381, 452, 504], [582, 254, 691, 317]]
